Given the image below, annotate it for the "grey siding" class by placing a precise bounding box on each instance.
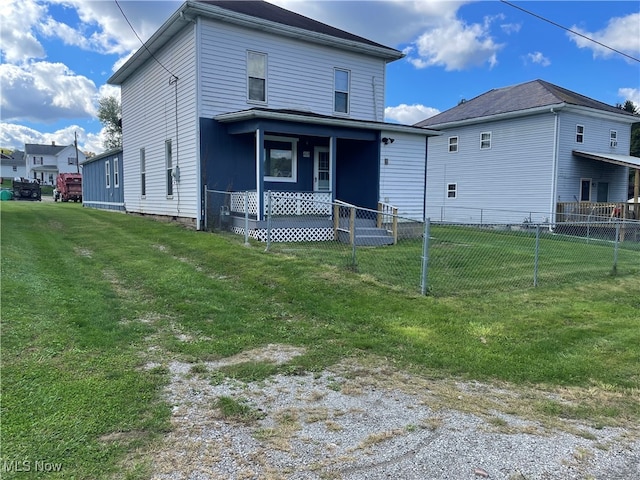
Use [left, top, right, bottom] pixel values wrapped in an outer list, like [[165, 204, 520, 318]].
[[198, 19, 387, 121], [82, 151, 125, 211], [379, 131, 426, 221], [425, 113, 557, 223], [122, 23, 198, 221]]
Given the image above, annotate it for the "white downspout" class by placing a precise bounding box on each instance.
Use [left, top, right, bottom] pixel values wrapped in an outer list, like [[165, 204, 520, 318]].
[[549, 108, 559, 227], [372, 76, 378, 122]]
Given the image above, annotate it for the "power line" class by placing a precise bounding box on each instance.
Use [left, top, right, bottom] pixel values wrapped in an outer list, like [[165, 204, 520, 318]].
[[500, 0, 640, 63], [113, 0, 179, 79]]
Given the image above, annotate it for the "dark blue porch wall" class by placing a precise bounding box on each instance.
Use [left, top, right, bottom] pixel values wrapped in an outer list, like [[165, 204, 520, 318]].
[[335, 138, 379, 210], [200, 118, 256, 192]]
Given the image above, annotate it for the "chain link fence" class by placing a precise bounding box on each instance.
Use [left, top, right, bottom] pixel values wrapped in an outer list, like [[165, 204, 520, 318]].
[[204, 188, 640, 296]]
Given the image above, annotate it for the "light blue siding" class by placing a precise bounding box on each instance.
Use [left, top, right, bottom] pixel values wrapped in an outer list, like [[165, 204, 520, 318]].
[[82, 150, 125, 211]]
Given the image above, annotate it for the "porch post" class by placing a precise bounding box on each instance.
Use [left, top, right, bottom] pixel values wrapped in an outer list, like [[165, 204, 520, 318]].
[[330, 136, 337, 201], [256, 128, 264, 221], [634, 168, 639, 220]]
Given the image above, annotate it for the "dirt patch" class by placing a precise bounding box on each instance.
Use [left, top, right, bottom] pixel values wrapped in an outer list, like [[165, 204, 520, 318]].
[[141, 345, 639, 480]]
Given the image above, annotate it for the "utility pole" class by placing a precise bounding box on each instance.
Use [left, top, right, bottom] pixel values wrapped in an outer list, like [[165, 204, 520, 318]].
[[74, 131, 79, 174]]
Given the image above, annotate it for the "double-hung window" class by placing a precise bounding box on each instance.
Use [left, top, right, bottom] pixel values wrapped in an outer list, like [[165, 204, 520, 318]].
[[105, 160, 111, 188], [166, 140, 173, 197], [247, 51, 267, 103], [448, 136, 458, 153], [610, 130, 617, 148], [447, 183, 457, 199], [334, 68, 350, 114], [140, 148, 146, 197], [113, 158, 119, 188], [264, 136, 297, 183], [576, 125, 584, 143], [480, 132, 491, 149]]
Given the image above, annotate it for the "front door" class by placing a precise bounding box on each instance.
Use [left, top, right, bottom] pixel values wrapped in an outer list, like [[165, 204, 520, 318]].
[[314, 147, 331, 192]]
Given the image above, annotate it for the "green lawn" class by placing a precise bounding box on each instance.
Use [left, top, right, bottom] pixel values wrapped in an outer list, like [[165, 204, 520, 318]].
[[1, 201, 639, 478]]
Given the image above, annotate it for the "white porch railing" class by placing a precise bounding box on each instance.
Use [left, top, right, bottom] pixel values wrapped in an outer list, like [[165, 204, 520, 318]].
[[230, 191, 332, 216]]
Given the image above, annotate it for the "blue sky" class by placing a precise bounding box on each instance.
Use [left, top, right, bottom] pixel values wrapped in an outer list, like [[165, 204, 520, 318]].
[[1, 0, 639, 154]]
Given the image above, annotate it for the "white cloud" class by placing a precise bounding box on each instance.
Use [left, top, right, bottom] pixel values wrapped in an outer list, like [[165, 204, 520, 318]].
[[405, 17, 504, 71], [618, 88, 640, 108], [569, 12, 640, 61], [0, 0, 47, 63], [526, 51, 551, 67], [0, 62, 98, 123], [0, 122, 102, 153], [385, 104, 440, 125]]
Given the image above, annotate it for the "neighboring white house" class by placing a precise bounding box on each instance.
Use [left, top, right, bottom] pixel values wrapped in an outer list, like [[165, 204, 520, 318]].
[[415, 79, 639, 224], [108, 0, 438, 232], [24, 143, 85, 185], [1, 150, 26, 179]]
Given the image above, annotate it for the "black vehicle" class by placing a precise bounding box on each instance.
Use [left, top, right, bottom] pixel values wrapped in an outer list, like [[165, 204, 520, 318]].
[[12, 179, 42, 201]]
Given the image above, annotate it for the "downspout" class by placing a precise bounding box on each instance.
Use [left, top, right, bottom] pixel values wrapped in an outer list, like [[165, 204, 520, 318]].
[[256, 128, 264, 221], [372, 76, 378, 122], [195, 17, 202, 230], [549, 108, 559, 228]]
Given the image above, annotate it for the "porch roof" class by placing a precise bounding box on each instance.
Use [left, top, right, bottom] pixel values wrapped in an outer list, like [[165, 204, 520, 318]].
[[573, 150, 640, 170], [214, 108, 441, 137]]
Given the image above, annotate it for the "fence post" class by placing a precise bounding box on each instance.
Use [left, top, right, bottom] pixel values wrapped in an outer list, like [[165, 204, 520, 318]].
[[613, 222, 620, 274], [349, 206, 355, 245], [392, 207, 398, 245], [421, 218, 431, 295], [204, 184, 208, 231], [534, 224, 540, 287], [244, 190, 249, 246], [265, 190, 272, 252]]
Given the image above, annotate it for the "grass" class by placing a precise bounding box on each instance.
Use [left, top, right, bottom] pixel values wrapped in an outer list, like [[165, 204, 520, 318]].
[[1, 201, 639, 478]]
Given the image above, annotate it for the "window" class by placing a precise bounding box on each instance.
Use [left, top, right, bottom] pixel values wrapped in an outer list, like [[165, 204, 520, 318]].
[[113, 158, 119, 188], [12, 166, 17, 172], [140, 148, 146, 197], [610, 130, 617, 148], [68, 157, 77, 165], [247, 51, 266, 102], [105, 160, 111, 188], [447, 183, 457, 199], [264, 136, 297, 182], [334, 68, 350, 114], [480, 132, 491, 149], [448, 136, 458, 153], [33, 156, 43, 165], [576, 125, 584, 143], [580, 178, 591, 202], [165, 140, 173, 196]]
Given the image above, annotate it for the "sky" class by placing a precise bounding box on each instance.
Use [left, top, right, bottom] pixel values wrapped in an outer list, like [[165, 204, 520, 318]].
[[1, 0, 639, 155]]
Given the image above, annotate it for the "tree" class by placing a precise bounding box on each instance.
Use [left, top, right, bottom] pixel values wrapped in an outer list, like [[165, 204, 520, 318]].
[[97, 96, 122, 150]]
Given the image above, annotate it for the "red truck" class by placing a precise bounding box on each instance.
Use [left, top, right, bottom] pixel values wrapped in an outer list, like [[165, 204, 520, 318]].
[[54, 173, 82, 202]]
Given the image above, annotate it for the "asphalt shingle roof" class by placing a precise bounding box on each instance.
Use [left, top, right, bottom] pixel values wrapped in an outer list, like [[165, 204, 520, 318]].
[[415, 79, 635, 127]]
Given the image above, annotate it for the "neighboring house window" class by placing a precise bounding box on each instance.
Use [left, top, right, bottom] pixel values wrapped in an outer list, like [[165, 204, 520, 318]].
[[480, 132, 491, 149], [580, 178, 591, 202], [447, 183, 457, 199], [140, 148, 146, 197], [166, 140, 173, 196], [33, 156, 43, 165], [264, 136, 297, 182], [105, 160, 111, 188], [113, 158, 119, 188], [576, 125, 584, 143], [334, 68, 350, 114], [68, 157, 77, 165], [247, 51, 267, 102], [12, 166, 17, 172], [610, 130, 617, 148], [448, 136, 458, 153]]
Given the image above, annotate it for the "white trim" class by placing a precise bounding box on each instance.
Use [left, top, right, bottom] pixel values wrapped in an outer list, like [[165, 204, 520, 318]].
[[84, 201, 126, 207], [447, 182, 457, 199], [448, 136, 458, 153], [105, 160, 111, 188], [579, 177, 592, 202], [576, 124, 584, 144], [480, 131, 491, 150], [333, 67, 350, 115], [264, 135, 298, 183]]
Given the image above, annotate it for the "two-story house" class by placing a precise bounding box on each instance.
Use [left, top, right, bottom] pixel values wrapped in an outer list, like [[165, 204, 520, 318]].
[[416, 79, 639, 224], [24, 143, 85, 185], [1, 150, 26, 179], [107, 0, 438, 236]]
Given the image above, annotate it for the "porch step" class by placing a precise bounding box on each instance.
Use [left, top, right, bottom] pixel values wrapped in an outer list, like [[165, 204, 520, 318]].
[[337, 226, 395, 246]]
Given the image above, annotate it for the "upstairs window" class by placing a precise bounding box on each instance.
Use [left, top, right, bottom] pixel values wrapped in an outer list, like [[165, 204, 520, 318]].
[[480, 132, 491, 149], [447, 183, 457, 199], [68, 157, 77, 165], [334, 68, 350, 114], [33, 156, 43, 165], [448, 136, 458, 153], [165, 140, 173, 196], [576, 125, 584, 143], [247, 51, 267, 102], [610, 130, 617, 148]]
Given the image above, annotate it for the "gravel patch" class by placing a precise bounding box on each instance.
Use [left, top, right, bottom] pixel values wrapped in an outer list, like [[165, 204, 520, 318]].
[[147, 344, 639, 480]]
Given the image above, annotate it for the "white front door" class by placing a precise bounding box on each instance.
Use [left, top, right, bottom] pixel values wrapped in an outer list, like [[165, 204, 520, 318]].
[[314, 147, 331, 192]]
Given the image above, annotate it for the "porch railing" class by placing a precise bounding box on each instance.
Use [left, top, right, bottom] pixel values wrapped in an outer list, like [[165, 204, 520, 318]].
[[230, 191, 332, 216], [556, 202, 629, 222], [377, 201, 398, 245]]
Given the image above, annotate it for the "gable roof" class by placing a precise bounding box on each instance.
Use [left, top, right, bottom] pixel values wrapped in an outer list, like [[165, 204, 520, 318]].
[[415, 79, 638, 128], [24, 144, 67, 156], [109, 0, 402, 85]]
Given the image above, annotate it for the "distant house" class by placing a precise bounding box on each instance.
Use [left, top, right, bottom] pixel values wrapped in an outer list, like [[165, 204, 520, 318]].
[[0, 150, 26, 179], [108, 0, 437, 236], [81, 148, 125, 211], [416, 79, 639, 223], [24, 143, 86, 185]]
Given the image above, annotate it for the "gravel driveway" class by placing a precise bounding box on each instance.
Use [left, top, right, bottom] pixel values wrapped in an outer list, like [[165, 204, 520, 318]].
[[145, 344, 639, 480]]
